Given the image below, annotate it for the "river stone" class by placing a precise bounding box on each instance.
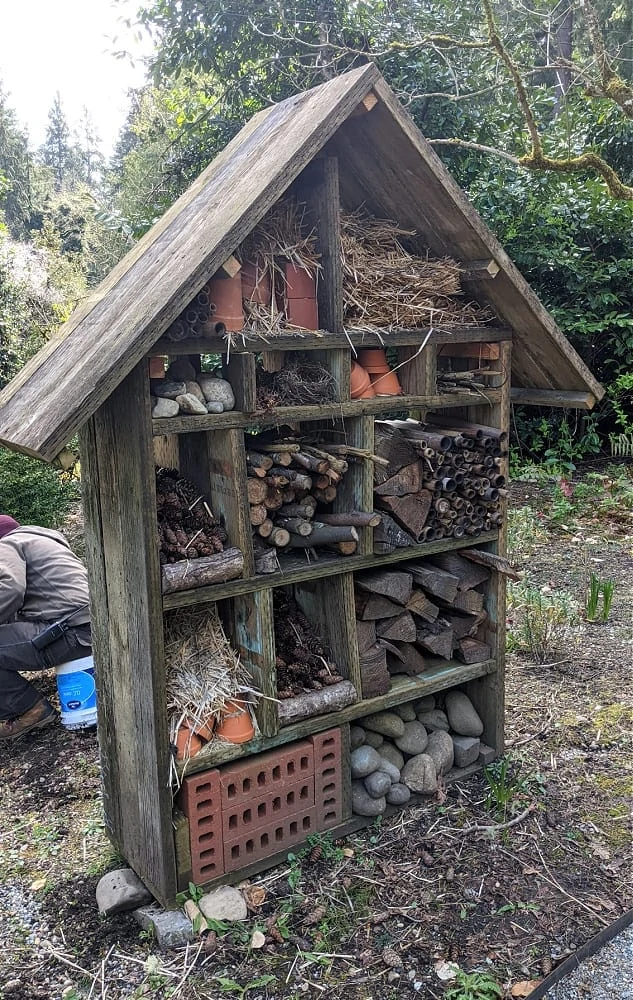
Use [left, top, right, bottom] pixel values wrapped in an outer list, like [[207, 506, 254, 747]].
[[185, 380, 206, 403], [386, 782, 411, 806], [176, 393, 208, 415], [154, 379, 186, 399], [206, 401, 225, 413], [167, 359, 197, 381], [362, 711, 405, 738], [417, 709, 450, 732], [134, 906, 194, 949], [350, 725, 366, 749], [96, 868, 153, 915], [377, 758, 401, 783], [198, 376, 235, 410], [151, 396, 180, 418], [413, 696, 435, 713], [426, 730, 454, 776], [452, 735, 481, 768], [352, 780, 386, 817], [401, 754, 437, 794], [393, 702, 417, 722], [198, 886, 247, 921], [445, 690, 484, 736], [363, 730, 384, 749], [395, 721, 428, 756], [379, 742, 405, 771], [350, 745, 382, 778], [364, 770, 392, 798]]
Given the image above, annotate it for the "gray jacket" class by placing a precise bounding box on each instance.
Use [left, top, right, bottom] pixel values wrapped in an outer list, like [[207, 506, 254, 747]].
[[0, 526, 90, 625]]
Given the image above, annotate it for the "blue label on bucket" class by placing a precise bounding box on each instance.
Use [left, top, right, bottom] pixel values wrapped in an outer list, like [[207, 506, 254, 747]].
[[57, 669, 97, 712]]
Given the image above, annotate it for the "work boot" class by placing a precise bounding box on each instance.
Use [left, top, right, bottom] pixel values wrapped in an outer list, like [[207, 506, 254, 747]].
[[0, 700, 56, 740]]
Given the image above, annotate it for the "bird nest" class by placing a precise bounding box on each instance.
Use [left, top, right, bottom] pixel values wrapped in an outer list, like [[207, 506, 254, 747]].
[[341, 209, 494, 330], [256, 360, 338, 409]]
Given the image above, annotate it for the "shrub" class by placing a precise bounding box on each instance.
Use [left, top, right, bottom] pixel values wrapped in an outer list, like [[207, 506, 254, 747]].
[[0, 447, 79, 528]]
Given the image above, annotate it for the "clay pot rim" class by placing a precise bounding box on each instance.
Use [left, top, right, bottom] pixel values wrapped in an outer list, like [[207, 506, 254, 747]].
[[357, 349, 388, 362], [363, 364, 391, 374]]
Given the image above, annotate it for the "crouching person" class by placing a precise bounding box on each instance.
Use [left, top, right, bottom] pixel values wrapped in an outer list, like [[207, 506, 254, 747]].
[[0, 515, 91, 739]]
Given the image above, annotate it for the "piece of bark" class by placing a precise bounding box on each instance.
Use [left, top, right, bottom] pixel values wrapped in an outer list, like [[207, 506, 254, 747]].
[[161, 547, 244, 594], [246, 451, 274, 471], [387, 642, 427, 676], [356, 570, 413, 606], [254, 547, 279, 574], [460, 548, 521, 581], [374, 462, 423, 497], [359, 645, 391, 699], [416, 627, 454, 660], [443, 611, 488, 640], [453, 589, 485, 613], [247, 464, 268, 479], [430, 551, 491, 590], [274, 516, 313, 536], [249, 503, 268, 526], [279, 499, 317, 518], [326, 541, 358, 555], [246, 478, 268, 504], [277, 679, 357, 726], [256, 518, 274, 538], [456, 637, 492, 664], [292, 452, 329, 474], [373, 423, 419, 483], [269, 527, 290, 548], [372, 512, 414, 554], [408, 564, 459, 603], [355, 591, 403, 621], [376, 491, 433, 542], [356, 619, 377, 655], [264, 489, 284, 511], [313, 486, 337, 503], [376, 611, 417, 643], [288, 524, 358, 547], [406, 590, 439, 623], [318, 511, 381, 528]]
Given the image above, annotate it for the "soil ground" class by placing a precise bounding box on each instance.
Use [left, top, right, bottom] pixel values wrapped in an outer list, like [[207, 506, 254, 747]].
[[1, 461, 631, 1000]]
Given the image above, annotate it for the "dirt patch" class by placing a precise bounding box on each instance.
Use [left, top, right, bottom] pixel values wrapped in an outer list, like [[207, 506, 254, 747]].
[[1, 464, 631, 999]]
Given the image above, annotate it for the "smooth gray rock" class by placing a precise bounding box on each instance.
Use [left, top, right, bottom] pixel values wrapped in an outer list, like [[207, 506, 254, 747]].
[[198, 376, 235, 410], [362, 711, 405, 738], [153, 379, 186, 399], [167, 359, 197, 381], [350, 745, 382, 778], [401, 754, 437, 794], [206, 401, 225, 413], [363, 730, 384, 749], [379, 742, 405, 771], [198, 886, 247, 922], [96, 868, 153, 916], [151, 396, 180, 418], [413, 696, 435, 714], [395, 721, 429, 756], [393, 702, 417, 722], [185, 380, 206, 403], [452, 735, 481, 768], [377, 758, 401, 783], [417, 709, 450, 732], [386, 782, 411, 806], [364, 770, 392, 798], [135, 905, 194, 949], [350, 725, 366, 749], [445, 690, 484, 737], [352, 780, 386, 816], [426, 730, 454, 776], [176, 392, 208, 415]]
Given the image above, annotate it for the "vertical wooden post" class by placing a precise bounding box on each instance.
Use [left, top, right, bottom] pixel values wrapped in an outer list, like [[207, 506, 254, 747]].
[[332, 415, 374, 555], [79, 363, 176, 907], [231, 591, 278, 738]]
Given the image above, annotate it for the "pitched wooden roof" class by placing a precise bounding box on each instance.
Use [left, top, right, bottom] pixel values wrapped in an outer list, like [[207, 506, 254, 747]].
[[0, 64, 602, 461]]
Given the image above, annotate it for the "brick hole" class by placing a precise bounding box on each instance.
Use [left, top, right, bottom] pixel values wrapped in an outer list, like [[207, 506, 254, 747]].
[[245, 839, 254, 854], [231, 845, 240, 859], [287, 791, 295, 806], [322, 752, 335, 763], [200, 847, 216, 859], [289, 820, 298, 834], [228, 814, 237, 829], [272, 796, 281, 811], [261, 832, 269, 847], [323, 767, 335, 778], [257, 771, 266, 785], [287, 761, 295, 776], [302, 816, 311, 830], [242, 778, 251, 793], [199, 831, 217, 843], [198, 816, 213, 828], [300, 786, 309, 799], [200, 864, 218, 876], [227, 782, 237, 799], [197, 798, 213, 811], [275, 826, 284, 842], [324, 796, 335, 807], [272, 766, 281, 779], [321, 737, 335, 749], [243, 809, 252, 823], [197, 782, 212, 794], [258, 803, 266, 817], [323, 782, 335, 794], [300, 755, 309, 770], [323, 810, 335, 823]]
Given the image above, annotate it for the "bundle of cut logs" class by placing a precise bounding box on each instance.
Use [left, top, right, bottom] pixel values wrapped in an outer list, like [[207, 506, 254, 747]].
[[246, 435, 381, 573], [156, 467, 244, 594], [355, 551, 497, 698], [372, 416, 507, 552]]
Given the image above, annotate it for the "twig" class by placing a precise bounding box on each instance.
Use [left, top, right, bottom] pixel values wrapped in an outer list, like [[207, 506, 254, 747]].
[[435, 802, 536, 837]]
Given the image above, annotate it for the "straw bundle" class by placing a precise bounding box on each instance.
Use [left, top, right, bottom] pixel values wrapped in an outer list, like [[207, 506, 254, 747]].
[[165, 606, 257, 743], [341, 210, 493, 330]]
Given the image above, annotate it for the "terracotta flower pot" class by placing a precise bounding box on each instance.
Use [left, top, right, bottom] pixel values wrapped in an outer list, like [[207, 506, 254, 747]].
[[192, 714, 216, 741], [284, 263, 317, 299], [175, 724, 203, 761], [207, 272, 244, 332], [370, 369, 403, 395], [350, 361, 372, 399], [215, 699, 255, 745], [357, 348, 389, 369], [241, 260, 272, 305], [149, 356, 166, 379], [357, 383, 377, 399], [285, 297, 319, 330], [363, 363, 391, 374]]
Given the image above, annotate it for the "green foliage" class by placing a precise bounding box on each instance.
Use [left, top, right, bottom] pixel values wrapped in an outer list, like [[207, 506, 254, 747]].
[[507, 581, 576, 662], [0, 448, 79, 527], [483, 756, 542, 820], [212, 975, 276, 998], [444, 968, 503, 1000], [507, 505, 547, 560], [585, 571, 615, 622]]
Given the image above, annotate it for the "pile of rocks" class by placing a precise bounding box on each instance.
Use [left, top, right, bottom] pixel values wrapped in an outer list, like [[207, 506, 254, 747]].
[[151, 358, 235, 417], [351, 687, 493, 816]]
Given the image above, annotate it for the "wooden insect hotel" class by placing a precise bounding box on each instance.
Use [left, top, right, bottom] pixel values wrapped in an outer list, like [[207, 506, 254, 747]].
[[0, 65, 602, 907]]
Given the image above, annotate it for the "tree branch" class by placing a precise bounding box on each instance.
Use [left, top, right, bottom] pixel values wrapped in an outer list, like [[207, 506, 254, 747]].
[[427, 138, 520, 164]]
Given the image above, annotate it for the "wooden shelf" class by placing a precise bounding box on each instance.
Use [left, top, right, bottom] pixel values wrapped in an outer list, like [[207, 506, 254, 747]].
[[162, 529, 498, 608], [177, 658, 497, 776], [152, 390, 503, 435]]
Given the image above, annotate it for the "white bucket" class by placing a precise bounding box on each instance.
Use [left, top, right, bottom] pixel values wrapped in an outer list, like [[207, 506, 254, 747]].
[[56, 655, 97, 730]]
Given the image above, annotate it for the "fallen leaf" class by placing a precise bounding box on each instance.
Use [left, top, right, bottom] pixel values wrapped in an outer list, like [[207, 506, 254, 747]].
[[242, 884, 267, 908], [342, 847, 355, 858], [250, 929, 266, 949], [30, 878, 47, 893], [435, 960, 460, 982], [511, 981, 541, 997]]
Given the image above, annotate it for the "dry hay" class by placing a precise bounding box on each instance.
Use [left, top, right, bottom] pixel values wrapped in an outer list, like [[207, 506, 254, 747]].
[[341, 209, 494, 330], [256, 359, 338, 408], [164, 606, 257, 750]]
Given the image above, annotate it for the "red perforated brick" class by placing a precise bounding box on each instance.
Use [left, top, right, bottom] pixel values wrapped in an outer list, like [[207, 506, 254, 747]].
[[223, 806, 318, 873], [222, 776, 314, 840], [219, 740, 314, 809], [178, 769, 224, 882], [310, 728, 344, 830]]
